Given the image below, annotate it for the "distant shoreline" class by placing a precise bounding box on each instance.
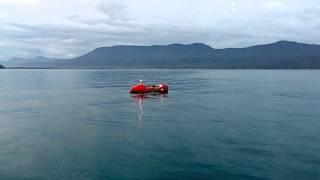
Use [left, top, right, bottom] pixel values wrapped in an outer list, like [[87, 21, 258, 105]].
[[4, 67, 320, 70], [3, 41, 320, 69]]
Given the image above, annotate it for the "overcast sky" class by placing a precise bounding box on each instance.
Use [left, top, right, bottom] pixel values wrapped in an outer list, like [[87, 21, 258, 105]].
[[0, 0, 319, 60]]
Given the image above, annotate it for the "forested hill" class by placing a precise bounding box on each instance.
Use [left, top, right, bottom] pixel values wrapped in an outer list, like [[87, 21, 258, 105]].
[[4, 41, 320, 69]]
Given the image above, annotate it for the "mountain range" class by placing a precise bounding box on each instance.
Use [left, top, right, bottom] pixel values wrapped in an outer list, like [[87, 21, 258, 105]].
[[3, 40, 320, 69]]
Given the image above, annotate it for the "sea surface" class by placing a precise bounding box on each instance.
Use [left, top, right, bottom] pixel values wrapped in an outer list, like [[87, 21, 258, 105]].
[[0, 69, 319, 180]]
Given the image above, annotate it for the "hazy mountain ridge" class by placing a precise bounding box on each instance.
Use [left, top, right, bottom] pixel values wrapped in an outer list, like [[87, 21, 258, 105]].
[[3, 56, 63, 68], [3, 41, 320, 69]]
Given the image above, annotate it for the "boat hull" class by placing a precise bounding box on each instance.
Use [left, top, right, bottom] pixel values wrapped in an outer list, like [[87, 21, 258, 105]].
[[130, 84, 168, 94]]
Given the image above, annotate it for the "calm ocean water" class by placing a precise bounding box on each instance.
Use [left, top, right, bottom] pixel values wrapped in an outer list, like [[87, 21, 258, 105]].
[[0, 69, 319, 179]]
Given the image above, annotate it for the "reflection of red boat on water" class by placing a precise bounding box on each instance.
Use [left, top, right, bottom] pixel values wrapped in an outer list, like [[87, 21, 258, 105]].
[[131, 93, 167, 100], [130, 80, 168, 94]]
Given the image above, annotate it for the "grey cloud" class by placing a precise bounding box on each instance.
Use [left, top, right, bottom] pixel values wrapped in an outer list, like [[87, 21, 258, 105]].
[[98, 2, 131, 23]]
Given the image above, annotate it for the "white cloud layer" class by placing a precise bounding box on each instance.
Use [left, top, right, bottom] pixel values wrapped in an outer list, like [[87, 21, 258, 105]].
[[0, 0, 319, 60]]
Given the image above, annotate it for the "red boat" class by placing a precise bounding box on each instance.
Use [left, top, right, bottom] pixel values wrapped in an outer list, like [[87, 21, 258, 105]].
[[130, 80, 168, 94]]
